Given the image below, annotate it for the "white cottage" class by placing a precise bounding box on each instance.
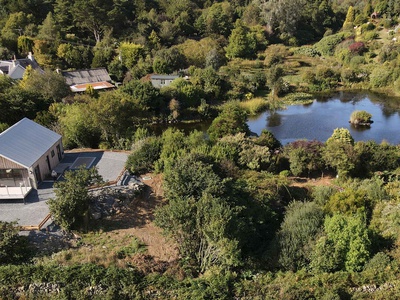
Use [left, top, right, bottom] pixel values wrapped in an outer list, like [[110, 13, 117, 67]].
[[0, 118, 63, 199]]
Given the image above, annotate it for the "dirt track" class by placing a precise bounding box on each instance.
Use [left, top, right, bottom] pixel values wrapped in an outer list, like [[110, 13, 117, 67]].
[[111, 173, 179, 262]]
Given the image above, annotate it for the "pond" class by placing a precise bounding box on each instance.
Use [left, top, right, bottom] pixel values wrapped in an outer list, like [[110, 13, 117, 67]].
[[247, 91, 400, 145]]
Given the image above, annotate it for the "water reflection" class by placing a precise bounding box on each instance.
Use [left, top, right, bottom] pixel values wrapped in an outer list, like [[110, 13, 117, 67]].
[[247, 91, 400, 145], [267, 112, 281, 127]]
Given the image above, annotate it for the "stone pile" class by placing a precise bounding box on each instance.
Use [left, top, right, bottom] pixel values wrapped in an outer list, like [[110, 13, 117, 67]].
[[352, 282, 395, 293], [89, 174, 145, 220]]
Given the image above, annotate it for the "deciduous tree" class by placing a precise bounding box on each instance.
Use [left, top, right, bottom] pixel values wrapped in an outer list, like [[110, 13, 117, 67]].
[[48, 167, 102, 231]]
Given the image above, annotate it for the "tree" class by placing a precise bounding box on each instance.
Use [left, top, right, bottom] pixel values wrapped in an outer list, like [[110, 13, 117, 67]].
[[119, 42, 146, 70], [285, 140, 324, 176], [17, 36, 34, 57], [350, 110, 372, 125], [119, 80, 162, 112], [343, 6, 355, 30], [311, 214, 370, 272], [155, 128, 187, 172], [208, 102, 250, 141], [88, 91, 135, 147], [20, 69, 71, 102], [225, 21, 257, 60], [126, 136, 161, 174], [0, 86, 45, 125], [58, 102, 101, 148], [0, 12, 34, 51], [152, 47, 187, 74], [48, 167, 102, 231], [255, 129, 281, 150], [72, 0, 114, 42], [278, 201, 324, 271], [57, 43, 93, 69], [90, 29, 116, 68], [37, 12, 60, 42], [195, 2, 234, 37], [0, 221, 31, 264], [323, 128, 357, 177], [179, 37, 222, 68], [155, 153, 240, 273], [190, 67, 222, 100]]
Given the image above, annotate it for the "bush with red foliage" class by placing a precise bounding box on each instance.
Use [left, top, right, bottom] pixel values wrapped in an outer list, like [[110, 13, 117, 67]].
[[349, 42, 366, 54]]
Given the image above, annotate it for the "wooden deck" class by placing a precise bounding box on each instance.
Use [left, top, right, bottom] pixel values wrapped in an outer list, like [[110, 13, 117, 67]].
[[0, 186, 32, 199]]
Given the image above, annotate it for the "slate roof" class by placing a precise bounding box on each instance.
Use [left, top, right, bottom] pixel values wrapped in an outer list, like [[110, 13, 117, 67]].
[[0, 118, 62, 168], [0, 56, 43, 80], [61, 68, 113, 86]]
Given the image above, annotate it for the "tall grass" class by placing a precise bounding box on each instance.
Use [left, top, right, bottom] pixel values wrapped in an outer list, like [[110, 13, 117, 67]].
[[239, 97, 269, 115]]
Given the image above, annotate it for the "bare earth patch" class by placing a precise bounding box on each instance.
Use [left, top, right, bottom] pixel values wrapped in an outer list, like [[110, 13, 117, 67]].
[[290, 175, 335, 188], [109, 173, 179, 263]]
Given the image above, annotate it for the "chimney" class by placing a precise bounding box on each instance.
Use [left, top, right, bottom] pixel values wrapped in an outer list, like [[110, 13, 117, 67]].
[[28, 52, 34, 61]]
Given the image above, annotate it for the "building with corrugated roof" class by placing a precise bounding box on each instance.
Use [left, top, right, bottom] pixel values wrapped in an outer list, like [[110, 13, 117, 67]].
[[0, 118, 63, 199], [60, 67, 115, 92]]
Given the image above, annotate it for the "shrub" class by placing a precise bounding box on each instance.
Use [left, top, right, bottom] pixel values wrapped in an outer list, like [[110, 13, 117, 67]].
[[314, 33, 344, 56], [349, 42, 366, 54], [349, 55, 365, 69], [369, 66, 393, 88], [293, 46, 320, 57], [363, 30, 378, 41], [239, 97, 268, 115], [264, 44, 290, 67], [341, 68, 357, 84], [277, 201, 324, 271], [350, 110, 372, 125], [359, 22, 375, 33], [126, 136, 161, 174]]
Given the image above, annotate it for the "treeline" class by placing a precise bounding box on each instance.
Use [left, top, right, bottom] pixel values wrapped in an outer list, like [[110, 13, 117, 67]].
[[0, 0, 399, 83], [1, 0, 400, 149]]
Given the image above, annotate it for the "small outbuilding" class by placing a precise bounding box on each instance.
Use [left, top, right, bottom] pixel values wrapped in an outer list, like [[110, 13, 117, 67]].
[[0, 118, 64, 199], [150, 74, 180, 88]]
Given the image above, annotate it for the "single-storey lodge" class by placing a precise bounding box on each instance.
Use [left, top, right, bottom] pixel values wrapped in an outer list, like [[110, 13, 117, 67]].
[[0, 118, 63, 199]]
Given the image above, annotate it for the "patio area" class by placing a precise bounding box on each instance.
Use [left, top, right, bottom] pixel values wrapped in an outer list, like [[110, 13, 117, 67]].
[[0, 150, 129, 228]]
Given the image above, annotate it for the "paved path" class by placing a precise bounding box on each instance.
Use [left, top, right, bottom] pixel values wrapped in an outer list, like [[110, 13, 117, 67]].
[[0, 182, 53, 227]]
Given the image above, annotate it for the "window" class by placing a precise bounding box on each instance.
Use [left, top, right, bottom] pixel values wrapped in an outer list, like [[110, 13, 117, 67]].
[[51, 150, 55, 157], [161, 79, 165, 84]]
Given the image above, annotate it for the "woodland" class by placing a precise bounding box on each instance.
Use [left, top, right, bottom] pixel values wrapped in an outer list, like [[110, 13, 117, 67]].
[[1, 0, 400, 299]]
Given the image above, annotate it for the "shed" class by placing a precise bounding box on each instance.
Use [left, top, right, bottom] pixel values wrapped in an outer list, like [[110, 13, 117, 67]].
[[150, 74, 180, 88], [0, 118, 64, 199], [61, 67, 115, 92]]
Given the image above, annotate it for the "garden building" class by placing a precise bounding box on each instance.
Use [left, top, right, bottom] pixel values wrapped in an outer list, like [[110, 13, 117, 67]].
[[0, 118, 63, 199]]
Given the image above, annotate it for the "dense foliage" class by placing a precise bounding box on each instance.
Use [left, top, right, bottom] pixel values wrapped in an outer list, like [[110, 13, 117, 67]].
[[48, 167, 102, 231], [1, 0, 400, 298]]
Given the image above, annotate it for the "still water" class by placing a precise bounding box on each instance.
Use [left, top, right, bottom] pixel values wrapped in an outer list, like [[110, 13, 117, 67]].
[[247, 91, 400, 145]]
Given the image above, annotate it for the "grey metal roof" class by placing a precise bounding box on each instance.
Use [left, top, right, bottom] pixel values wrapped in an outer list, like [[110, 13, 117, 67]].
[[0, 118, 62, 168], [61, 68, 112, 86], [150, 74, 180, 80]]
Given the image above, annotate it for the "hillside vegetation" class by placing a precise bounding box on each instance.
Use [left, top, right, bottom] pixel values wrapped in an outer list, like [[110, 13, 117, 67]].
[[1, 0, 400, 299]]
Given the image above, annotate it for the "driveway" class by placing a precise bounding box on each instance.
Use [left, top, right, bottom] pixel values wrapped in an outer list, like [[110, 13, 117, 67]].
[[0, 150, 128, 227]]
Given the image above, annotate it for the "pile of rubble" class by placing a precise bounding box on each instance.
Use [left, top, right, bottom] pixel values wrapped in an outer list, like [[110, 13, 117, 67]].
[[89, 172, 145, 220]]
